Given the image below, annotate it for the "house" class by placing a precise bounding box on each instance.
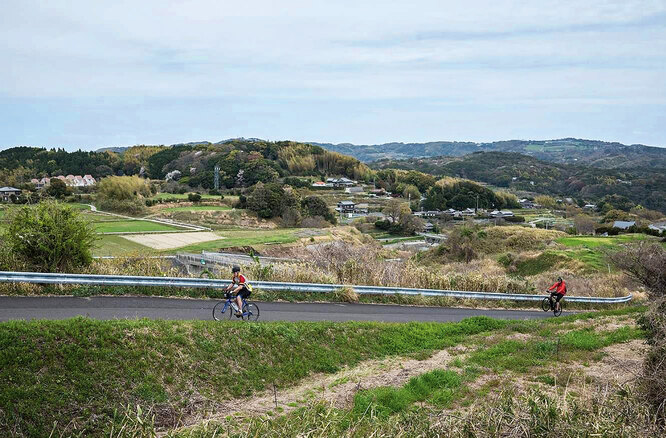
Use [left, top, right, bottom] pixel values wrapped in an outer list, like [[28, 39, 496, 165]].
[[422, 210, 441, 218], [423, 222, 435, 232], [327, 177, 355, 188], [648, 222, 666, 234], [311, 181, 332, 188], [518, 199, 535, 209], [354, 203, 369, 214], [336, 200, 356, 213], [490, 210, 515, 218], [613, 221, 636, 230], [583, 204, 597, 211], [345, 186, 364, 194], [461, 208, 476, 217], [0, 187, 21, 202]]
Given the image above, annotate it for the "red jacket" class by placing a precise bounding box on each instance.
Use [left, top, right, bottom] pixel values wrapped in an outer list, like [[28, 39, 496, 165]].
[[548, 280, 567, 295]]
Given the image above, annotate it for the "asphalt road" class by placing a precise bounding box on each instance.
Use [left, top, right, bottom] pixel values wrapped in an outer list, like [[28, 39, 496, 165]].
[[0, 296, 551, 323]]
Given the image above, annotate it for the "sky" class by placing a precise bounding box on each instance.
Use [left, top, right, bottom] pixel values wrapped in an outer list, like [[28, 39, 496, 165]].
[[1, 0, 665, 151]]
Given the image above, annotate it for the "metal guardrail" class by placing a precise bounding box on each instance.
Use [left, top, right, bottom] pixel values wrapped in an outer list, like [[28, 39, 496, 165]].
[[0, 271, 632, 304]]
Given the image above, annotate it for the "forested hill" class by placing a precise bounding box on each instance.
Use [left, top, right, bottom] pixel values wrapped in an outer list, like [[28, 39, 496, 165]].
[[372, 151, 666, 213], [313, 138, 666, 169], [0, 140, 371, 189]]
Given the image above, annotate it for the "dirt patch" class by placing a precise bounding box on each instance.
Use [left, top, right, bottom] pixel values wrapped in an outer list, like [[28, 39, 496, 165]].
[[173, 348, 455, 433], [122, 232, 223, 250], [582, 339, 647, 385]]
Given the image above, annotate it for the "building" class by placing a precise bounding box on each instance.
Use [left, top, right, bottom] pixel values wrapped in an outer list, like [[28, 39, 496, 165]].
[[0, 187, 21, 202], [31, 175, 97, 189], [326, 177, 355, 188], [311, 181, 332, 188], [490, 210, 515, 218], [518, 199, 535, 209], [354, 203, 369, 214], [461, 208, 476, 217], [423, 222, 435, 232], [583, 204, 597, 211], [613, 221, 636, 230], [336, 200, 356, 213], [345, 186, 364, 194], [648, 222, 666, 234]]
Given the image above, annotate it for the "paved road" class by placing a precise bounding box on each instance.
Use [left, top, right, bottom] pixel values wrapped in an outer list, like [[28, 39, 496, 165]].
[[0, 296, 550, 323]]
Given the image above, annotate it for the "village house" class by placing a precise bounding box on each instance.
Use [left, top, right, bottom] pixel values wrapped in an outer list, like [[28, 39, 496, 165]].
[[0, 187, 21, 202], [345, 186, 364, 194], [490, 210, 515, 218], [336, 200, 356, 213], [613, 220, 636, 230]]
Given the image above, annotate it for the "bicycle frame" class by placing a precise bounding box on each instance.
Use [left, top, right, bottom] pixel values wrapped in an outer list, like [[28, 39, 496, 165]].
[[223, 297, 253, 317]]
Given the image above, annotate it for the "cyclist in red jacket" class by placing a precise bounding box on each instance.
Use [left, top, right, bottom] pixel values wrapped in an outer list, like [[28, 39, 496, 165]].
[[548, 276, 567, 312], [224, 266, 252, 317]]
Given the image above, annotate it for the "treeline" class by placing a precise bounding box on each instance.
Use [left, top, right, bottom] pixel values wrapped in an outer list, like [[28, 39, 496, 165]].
[[372, 152, 666, 213], [0, 140, 373, 190]]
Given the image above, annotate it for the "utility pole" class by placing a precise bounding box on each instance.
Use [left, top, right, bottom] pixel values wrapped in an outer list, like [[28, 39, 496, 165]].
[[214, 165, 220, 190]]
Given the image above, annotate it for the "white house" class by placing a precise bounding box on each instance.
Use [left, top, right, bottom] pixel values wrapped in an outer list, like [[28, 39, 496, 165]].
[[0, 187, 21, 202]]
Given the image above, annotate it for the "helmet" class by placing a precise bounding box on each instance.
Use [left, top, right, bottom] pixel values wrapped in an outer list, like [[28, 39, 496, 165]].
[[232, 265, 240, 273], [557, 276, 563, 282]]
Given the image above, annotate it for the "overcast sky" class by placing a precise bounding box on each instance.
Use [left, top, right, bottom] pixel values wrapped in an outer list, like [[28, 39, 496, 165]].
[[1, 0, 665, 150]]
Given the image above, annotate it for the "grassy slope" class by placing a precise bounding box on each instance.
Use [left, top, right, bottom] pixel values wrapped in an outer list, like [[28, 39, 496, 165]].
[[93, 235, 155, 257], [0, 316, 504, 436], [94, 220, 181, 233], [161, 229, 302, 253], [175, 307, 649, 438], [161, 205, 232, 212]]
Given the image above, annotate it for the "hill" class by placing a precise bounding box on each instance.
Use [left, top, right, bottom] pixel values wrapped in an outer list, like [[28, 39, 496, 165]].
[[313, 138, 666, 169], [0, 140, 372, 189], [372, 151, 666, 213]]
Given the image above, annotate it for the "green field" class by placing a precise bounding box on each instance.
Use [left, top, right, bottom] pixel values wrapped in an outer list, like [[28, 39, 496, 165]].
[[556, 234, 652, 249], [150, 193, 226, 201], [94, 220, 182, 233], [162, 205, 232, 212], [163, 228, 303, 253], [93, 235, 155, 257]]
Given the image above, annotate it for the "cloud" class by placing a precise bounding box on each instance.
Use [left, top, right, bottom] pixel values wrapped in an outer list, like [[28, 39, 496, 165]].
[[0, 0, 665, 148]]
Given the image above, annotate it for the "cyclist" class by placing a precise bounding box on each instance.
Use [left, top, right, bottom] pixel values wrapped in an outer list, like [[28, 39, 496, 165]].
[[547, 276, 567, 313], [224, 265, 253, 317]]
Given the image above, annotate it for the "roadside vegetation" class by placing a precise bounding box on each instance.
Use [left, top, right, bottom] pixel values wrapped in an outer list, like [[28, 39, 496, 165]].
[[1, 308, 656, 437]]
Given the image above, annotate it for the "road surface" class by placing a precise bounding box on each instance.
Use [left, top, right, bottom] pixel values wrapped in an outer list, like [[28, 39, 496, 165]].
[[0, 296, 551, 323]]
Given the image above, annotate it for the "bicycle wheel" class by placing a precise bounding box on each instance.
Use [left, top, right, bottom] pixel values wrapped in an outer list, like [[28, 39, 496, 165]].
[[554, 300, 563, 317], [212, 301, 232, 321], [541, 297, 551, 312], [242, 303, 260, 321]]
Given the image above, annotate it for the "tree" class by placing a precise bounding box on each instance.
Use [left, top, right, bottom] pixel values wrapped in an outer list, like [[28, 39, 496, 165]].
[[96, 176, 152, 215], [1, 202, 97, 272], [301, 195, 336, 223], [46, 179, 70, 199], [402, 184, 421, 202], [573, 215, 596, 235], [383, 199, 408, 224], [535, 195, 557, 209], [247, 183, 298, 219]]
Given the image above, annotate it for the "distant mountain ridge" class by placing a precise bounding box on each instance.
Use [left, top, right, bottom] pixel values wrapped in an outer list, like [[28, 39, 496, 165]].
[[310, 138, 666, 169]]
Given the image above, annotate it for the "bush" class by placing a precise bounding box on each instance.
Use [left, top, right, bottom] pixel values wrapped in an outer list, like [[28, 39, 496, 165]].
[[187, 193, 202, 203], [611, 243, 666, 417], [0, 201, 97, 272], [503, 215, 525, 223]]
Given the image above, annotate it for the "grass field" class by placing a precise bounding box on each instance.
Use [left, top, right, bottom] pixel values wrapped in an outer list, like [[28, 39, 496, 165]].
[[162, 228, 303, 253], [93, 235, 155, 257], [150, 193, 227, 201], [0, 308, 648, 437], [94, 220, 182, 233], [161, 205, 232, 212], [557, 234, 652, 248]]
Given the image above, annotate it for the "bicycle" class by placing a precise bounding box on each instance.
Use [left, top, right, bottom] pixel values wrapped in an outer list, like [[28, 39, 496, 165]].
[[213, 293, 260, 321], [541, 293, 564, 317]]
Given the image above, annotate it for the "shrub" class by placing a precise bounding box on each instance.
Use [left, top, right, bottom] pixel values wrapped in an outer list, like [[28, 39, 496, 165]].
[[187, 193, 202, 203], [1, 201, 97, 272], [611, 243, 666, 417]]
